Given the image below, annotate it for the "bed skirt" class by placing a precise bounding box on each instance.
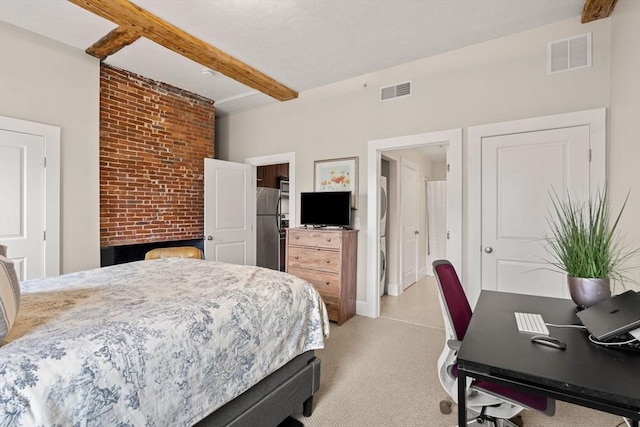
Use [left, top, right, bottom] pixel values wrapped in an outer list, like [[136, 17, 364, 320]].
[[195, 351, 320, 427]]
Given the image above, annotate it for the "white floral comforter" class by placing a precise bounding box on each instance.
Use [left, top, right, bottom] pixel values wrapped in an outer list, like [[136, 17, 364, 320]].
[[0, 259, 329, 426]]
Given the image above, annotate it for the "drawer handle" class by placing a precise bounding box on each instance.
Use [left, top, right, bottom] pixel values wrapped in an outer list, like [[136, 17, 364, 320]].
[[325, 281, 330, 285], [295, 256, 299, 259], [325, 260, 331, 264], [327, 238, 331, 242], [295, 235, 300, 239]]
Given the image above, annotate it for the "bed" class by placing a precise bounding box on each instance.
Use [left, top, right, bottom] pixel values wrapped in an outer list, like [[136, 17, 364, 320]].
[[0, 258, 329, 426]]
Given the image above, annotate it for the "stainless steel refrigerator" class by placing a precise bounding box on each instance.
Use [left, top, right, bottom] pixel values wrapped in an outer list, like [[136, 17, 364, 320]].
[[256, 187, 281, 270]]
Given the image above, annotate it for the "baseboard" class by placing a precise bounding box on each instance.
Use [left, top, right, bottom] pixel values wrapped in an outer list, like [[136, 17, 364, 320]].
[[356, 300, 375, 318], [387, 283, 400, 296]]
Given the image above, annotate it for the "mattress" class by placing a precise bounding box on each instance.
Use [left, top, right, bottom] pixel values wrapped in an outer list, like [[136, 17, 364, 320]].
[[0, 258, 329, 426]]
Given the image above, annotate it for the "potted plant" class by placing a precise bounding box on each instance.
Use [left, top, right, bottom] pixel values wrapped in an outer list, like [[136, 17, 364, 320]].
[[545, 188, 637, 308]]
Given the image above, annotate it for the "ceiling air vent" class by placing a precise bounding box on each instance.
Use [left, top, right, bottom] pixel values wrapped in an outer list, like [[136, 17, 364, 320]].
[[380, 81, 412, 101], [547, 33, 592, 75]]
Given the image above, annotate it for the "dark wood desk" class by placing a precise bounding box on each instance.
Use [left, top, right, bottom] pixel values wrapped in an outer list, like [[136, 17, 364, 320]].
[[457, 291, 640, 426]]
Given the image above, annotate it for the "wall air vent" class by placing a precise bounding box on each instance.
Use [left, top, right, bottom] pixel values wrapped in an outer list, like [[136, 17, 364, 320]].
[[547, 33, 592, 75], [380, 81, 412, 101]]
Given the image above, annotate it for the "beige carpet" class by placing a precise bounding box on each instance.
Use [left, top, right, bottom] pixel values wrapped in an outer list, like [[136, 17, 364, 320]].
[[291, 278, 624, 427]]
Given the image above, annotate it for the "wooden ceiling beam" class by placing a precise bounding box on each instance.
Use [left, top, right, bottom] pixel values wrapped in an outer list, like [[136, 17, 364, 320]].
[[68, 0, 298, 101], [581, 0, 618, 23], [86, 26, 141, 60]]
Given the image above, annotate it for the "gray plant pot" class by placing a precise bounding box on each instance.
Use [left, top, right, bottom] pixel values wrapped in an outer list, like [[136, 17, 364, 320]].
[[567, 276, 611, 308]]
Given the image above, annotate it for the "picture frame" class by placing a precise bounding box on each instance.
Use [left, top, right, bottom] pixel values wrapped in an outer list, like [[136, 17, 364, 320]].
[[314, 156, 359, 209]]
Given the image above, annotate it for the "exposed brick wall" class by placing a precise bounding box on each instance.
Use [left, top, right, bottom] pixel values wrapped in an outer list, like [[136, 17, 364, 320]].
[[100, 64, 215, 247]]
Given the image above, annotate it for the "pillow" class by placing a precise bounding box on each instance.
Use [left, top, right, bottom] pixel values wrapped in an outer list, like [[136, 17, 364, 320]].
[[0, 245, 20, 345]]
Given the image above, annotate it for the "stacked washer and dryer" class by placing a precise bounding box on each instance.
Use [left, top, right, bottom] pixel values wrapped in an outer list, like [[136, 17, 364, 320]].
[[379, 176, 388, 296]]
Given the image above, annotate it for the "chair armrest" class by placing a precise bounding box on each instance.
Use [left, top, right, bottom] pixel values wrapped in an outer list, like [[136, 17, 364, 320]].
[[447, 340, 462, 351]]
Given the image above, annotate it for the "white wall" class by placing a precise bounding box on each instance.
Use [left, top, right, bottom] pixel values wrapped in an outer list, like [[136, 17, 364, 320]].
[[1, 2, 635, 291], [218, 12, 640, 308], [0, 21, 100, 273], [609, 0, 640, 291]]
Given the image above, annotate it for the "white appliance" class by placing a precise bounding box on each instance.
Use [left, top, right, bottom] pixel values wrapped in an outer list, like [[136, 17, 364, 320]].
[[279, 180, 289, 196], [379, 176, 388, 296], [380, 236, 387, 297], [380, 176, 388, 237]]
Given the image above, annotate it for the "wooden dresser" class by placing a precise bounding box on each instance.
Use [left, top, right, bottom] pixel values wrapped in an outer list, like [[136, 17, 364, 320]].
[[286, 228, 358, 325]]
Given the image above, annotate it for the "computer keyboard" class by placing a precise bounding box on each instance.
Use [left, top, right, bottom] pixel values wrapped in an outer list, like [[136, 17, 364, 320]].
[[515, 312, 549, 335]]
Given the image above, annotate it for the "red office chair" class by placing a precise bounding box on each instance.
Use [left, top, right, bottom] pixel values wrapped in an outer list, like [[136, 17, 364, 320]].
[[433, 260, 555, 427]]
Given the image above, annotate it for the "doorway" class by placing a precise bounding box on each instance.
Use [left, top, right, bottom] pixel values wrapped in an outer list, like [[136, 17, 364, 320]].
[[380, 147, 448, 297], [366, 129, 462, 318], [245, 152, 296, 272]]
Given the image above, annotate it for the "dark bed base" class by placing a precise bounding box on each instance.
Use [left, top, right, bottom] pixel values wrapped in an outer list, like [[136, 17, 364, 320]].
[[194, 351, 321, 427]]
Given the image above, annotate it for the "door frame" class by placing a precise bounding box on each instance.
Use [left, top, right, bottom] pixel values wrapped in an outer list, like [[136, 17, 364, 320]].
[[467, 108, 606, 307], [245, 152, 296, 228], [0, 116, 60, 277], [366, 129, 462, 318]]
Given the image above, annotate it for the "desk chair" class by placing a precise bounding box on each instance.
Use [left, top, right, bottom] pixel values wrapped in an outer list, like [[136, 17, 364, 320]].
[[433, 260, 555, 427], [144, 246, 203, 260]]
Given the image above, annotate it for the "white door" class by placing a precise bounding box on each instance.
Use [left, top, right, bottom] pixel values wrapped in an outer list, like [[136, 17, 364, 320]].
[[481, 126, 591, 298], [0, 129, 45, 280], [204, 159, 256, 265], [400, 158, 419, 290]]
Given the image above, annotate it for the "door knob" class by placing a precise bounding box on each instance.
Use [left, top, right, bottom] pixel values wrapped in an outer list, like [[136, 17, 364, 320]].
[[414, 230, 419, 235], [484, 247, 493, 253], [206, 236, 213, 240]]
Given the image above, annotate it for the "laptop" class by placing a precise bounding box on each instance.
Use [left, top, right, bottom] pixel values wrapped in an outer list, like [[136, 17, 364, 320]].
[[576, 290, 640, 341]]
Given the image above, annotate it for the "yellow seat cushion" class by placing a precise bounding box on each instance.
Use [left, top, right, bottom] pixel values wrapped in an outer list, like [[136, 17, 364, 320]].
[[144, 246, 203, 260]]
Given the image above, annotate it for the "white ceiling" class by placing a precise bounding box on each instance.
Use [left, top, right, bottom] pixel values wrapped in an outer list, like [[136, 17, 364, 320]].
[[0, 0, 585, 116]]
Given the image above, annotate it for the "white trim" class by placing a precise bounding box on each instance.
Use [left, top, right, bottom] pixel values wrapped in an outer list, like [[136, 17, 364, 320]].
[[467, 108, 606, 307], [245, 152, 296, 227], [364, 129, 463, 318], [0, 115, 60, 277], [386, 282, 401, 297]]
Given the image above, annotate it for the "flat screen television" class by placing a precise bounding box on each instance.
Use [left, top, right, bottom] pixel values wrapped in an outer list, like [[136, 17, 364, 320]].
[[300, 191, 352, 228]]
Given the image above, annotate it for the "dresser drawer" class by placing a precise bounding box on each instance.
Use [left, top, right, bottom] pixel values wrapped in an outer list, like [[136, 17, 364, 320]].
[[288, 246, 340, 273], [288, 229, 342, 249], [288, 267, 340, 297]]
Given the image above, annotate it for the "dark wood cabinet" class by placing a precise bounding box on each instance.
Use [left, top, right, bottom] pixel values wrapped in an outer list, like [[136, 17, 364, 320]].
[[257, 163, 288, 188]]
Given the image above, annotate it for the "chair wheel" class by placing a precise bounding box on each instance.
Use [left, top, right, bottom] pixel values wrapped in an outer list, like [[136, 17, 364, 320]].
[[509, 415, 523, 427], [439, 399, 452, 414]]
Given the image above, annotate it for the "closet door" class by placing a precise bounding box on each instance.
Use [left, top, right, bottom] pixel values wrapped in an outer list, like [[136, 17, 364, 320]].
[[481, 126, 591, 298]]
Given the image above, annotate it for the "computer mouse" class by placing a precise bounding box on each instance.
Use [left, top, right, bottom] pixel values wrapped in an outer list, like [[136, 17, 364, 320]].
[[530, 335, 567, 350]]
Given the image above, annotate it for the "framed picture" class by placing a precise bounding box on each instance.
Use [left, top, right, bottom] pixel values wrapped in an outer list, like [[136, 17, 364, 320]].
[[314, 156, 359, 209]]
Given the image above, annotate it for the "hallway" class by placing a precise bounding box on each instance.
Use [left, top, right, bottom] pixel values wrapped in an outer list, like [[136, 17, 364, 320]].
[[380, 275, 444, 330]]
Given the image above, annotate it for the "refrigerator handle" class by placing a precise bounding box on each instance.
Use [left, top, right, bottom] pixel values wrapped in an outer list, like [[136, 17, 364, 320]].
[[276, 196, 282, 233]]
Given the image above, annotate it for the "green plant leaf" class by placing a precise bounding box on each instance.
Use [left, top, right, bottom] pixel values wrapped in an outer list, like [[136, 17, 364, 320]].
[[544, 188, 638, 284]]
